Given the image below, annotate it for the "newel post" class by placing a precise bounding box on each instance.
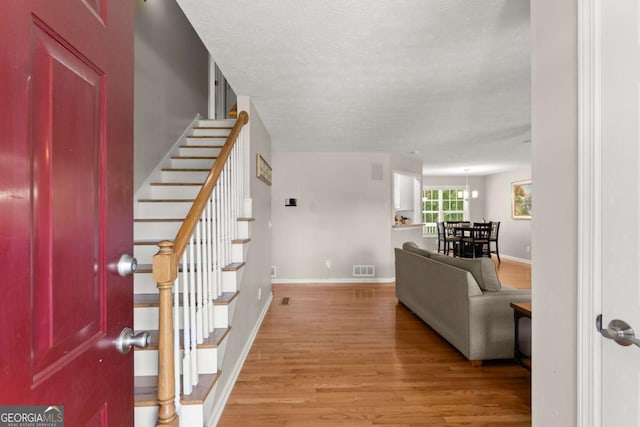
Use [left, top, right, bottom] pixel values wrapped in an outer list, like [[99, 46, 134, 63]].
[[153, 240, 178, 427]]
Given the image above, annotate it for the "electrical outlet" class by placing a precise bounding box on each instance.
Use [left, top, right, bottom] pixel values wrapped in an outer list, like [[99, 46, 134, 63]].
[[325, 259, 332, 269], [258, 288, 262, 301], [526, 245, 531, 253]]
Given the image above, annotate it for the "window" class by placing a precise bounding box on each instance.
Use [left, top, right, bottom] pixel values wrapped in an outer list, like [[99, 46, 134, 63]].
[[422, 187, 466, 235]]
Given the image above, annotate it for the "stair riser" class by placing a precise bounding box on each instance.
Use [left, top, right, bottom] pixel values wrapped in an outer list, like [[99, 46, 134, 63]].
[[171, 158, 216, 169], [179, 146, 222, 157], [134, 221, 181, 240], [161, 170, 209, 183], [238, 221, 252, 240], [134, 299, 236, 331], [137, 202, 192, 219], [134, 346, 220, 376], [232, 242, 249, 263], [135, 243, 233, 264], [222, 268, 244, 293], [190, 128, 231, 137], [134, 272, 159, 294], [198, 119, 236, 127], [151, 185, 202, 199]]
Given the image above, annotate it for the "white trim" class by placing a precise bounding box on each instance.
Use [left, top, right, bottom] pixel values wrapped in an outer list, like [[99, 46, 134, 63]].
[[133, 114, 201, 200], [272, 278, 396, 284], [206, 291, 274, 427], [498, 254, 532, 265], [577, 0, 602, 425], [208, 57, 216, 119]]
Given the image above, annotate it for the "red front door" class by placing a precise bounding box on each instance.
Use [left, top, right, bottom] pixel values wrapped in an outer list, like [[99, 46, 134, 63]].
[[0, 0, 134, 425]]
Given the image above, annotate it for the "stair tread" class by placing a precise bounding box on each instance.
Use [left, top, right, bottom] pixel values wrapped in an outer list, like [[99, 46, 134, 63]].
[[134, 218, 184, 223], [221, 262, 245, 272], [134, 291, 238, 307], [180, 144, 224, 148], [137, 199, 195, 202], [134, 372, 221, 407], [187, 135, 227, 138], [170, 156, 217, 159], [150, 182, 203, 186], [237, 217, 255, 222], [134, 327, 230, 351], [231, 238, 251, 244], [193, 126, 233, 130], [135, 238, 250, 245], [161, 168, 211, 172]]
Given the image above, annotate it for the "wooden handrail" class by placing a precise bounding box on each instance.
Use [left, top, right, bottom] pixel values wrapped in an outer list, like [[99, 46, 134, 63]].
[[173, 110, 248, 260], [152, 110, 249, 426]]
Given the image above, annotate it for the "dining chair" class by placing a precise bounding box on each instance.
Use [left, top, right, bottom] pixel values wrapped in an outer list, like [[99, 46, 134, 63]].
[[438, 222, 460, 255], [489, 221, 501, 263], [460, 222, 491, 258]]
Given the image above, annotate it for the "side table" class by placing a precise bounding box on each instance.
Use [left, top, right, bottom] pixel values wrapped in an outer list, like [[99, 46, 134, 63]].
[[510, 301, 531, 370]]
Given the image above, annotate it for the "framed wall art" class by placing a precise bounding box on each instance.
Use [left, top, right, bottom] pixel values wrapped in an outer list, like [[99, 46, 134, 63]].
[[256, 154, 272, 186], [512, 179, 532, 219]]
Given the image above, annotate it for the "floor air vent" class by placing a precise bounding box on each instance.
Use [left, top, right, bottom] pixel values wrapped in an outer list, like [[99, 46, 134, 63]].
[[353, 265, 375, 277], [281, 297, 290, 305]]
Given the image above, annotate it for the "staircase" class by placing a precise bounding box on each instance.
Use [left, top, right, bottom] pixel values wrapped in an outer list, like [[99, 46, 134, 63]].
[[132, 114, 251, 426]]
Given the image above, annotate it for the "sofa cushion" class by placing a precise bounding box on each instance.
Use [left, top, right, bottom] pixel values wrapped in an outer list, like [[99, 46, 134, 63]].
[[402, 242, 435, 259], [430, 254, 501, 291]]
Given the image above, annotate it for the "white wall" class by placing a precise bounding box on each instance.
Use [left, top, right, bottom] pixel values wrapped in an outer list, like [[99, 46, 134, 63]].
[[134, 0, 208, 191], [485, 168, 532, 261], [271, 152, 401, 281], [531, 0, 578, 425]]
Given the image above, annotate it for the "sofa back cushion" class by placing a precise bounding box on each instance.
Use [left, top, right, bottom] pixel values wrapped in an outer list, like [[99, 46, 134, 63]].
[[402, 241, 435, 259], [430, 254, 502, 291]]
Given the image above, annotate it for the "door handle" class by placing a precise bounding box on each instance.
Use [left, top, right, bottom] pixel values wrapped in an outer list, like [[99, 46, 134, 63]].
[[117, 253, 137, 277], [596, 314, 640, 347], [115, 327, 150, 354]]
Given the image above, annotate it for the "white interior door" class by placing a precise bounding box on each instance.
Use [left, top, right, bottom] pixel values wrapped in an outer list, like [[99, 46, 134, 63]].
[[600, 0, 640, 425]]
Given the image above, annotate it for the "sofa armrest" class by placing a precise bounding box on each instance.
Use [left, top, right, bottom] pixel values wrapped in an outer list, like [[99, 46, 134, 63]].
[[466, 285, 531, 360]]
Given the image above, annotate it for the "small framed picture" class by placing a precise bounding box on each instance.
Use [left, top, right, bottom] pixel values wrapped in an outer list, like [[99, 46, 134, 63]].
[[512, 179, 532, 219], [256, 154, 272, 186]]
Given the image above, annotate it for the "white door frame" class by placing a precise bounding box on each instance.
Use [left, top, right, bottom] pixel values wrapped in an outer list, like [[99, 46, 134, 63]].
[[577, 0, 602, 425]]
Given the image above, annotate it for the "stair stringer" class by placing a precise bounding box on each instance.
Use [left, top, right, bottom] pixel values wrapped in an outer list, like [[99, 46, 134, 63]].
[[203, 233, 274, 427]]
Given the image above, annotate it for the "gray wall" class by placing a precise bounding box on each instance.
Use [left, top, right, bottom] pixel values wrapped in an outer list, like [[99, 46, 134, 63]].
[[531, 0, 578, 425], [214, 97, 273, 412], [134, 0, 209, 191], [485, 168, 532, 261], [271, 152, 419, 281]]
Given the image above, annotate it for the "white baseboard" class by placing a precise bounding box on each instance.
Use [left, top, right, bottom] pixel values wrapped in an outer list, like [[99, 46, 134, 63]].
[[206, 291, 273, 427], [499, 254, 532, 264], [272, 277, 395, 284]]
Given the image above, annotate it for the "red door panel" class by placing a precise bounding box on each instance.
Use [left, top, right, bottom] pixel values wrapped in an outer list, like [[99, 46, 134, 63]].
[[0, 0, 134, 425]]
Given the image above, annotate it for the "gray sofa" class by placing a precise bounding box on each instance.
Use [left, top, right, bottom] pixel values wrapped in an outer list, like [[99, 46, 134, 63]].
[[395, 243, 531, 364]]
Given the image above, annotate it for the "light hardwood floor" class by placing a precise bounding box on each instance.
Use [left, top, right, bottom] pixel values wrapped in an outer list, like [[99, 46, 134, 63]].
[[218, 257, 531, 426]]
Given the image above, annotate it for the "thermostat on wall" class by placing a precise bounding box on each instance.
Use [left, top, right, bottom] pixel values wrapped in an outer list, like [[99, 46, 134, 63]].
[[285, 198, 297, 207]]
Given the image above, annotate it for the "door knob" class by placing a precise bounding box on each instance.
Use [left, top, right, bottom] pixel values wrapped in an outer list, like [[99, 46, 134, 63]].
[[117, 253, 137, 277], [596, 314, 640, 347], [116, 327, 150, 354]]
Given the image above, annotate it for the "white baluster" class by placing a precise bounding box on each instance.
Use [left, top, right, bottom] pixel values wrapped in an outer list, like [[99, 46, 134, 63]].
[[216, 182, 222, 298], [204, 196, 213, 334], [181, 251, 192, 395], [174, 268, 182, 411], [188, 235, 198, 386], [207, 195, 215, 332], [196, 218, 204, 343]]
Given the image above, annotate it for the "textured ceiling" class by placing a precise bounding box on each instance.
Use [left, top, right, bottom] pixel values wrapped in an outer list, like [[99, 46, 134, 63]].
[[177, 0, 531, 176]]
